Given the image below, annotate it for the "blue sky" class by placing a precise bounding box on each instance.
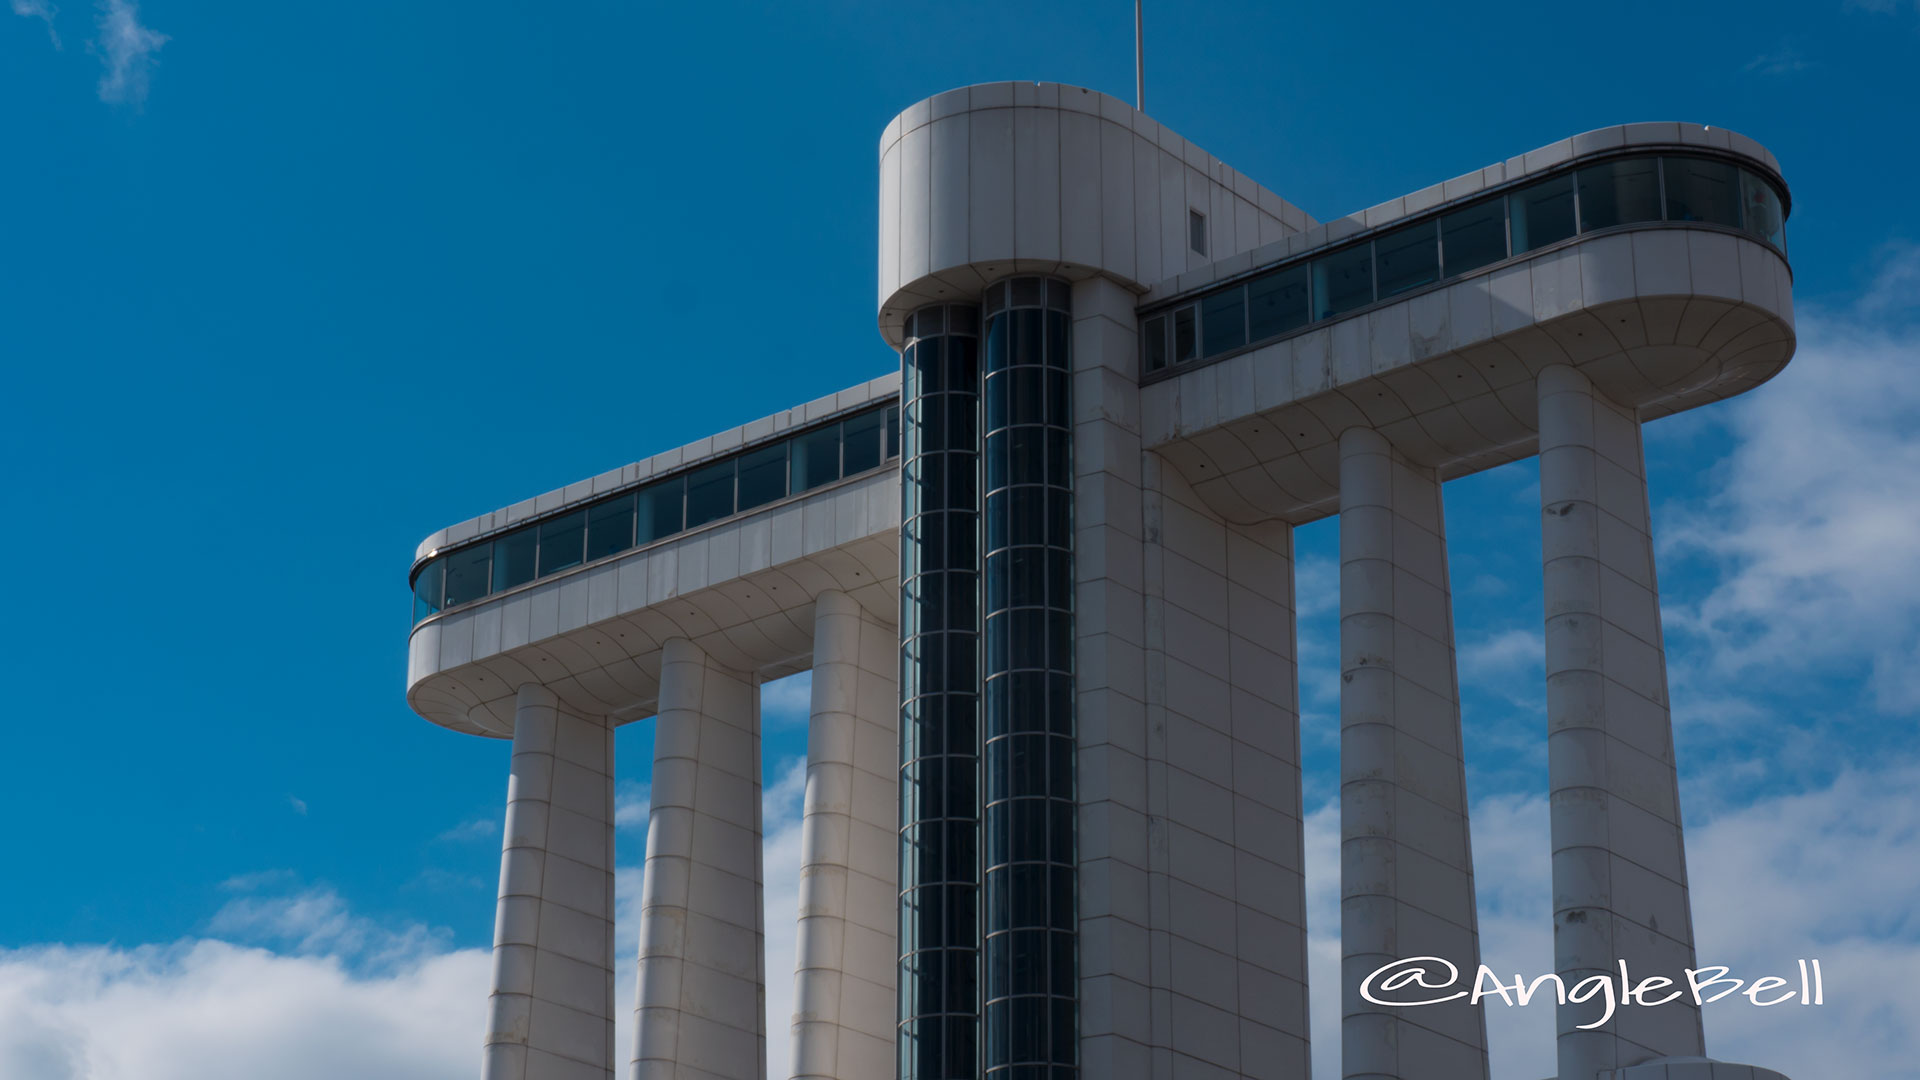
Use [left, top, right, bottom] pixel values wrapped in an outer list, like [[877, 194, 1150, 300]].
[[2, 2, 1917, 1077]]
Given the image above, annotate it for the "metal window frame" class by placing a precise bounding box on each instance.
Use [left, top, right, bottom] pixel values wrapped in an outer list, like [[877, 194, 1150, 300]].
[[1136, 145, 1789, 382]]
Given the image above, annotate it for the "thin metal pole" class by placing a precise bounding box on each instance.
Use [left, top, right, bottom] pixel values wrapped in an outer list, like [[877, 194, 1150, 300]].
[[1135, 0, 1144, 112]]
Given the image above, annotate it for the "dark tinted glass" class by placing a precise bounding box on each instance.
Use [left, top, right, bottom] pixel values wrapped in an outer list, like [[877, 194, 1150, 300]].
[[685, 461, 735, 528], [492, 528, 537, 591], [736, 443, 788, 511], [1512, 173, 1576, 252], [1247, 264, 1309, 340], [1577, 158, 1661, 231], [536, 511, 585, 576], [1375, 219, 1439, 299], [887, 405, 901, 459], [1200, 286, 1246, 356], [1741, 169, 1786, 248], [792, 425, 841, 492], [579, 494, 631, 562], [413, 559, 443, 622], [635, 477, 683, 544], [1313, 243, 1374, 319], [1172, 306, 1196, 365], [1664, 156, 1741, 228], [1142, 314, 1168, 372], [843, 410, 885, 474], [443, 544, 491, 606], [1440, 197, 1506, 276]]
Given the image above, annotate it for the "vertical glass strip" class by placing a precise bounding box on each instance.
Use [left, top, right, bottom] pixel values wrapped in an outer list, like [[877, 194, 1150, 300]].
[[979, 277, 1076, 1080], [899, 301, 982, 1080]]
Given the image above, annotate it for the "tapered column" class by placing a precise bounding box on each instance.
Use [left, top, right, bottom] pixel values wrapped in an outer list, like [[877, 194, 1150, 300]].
[[1538, 366, 1704, 1080], [789, 591, 900, 1080], [632, 638, 765, 1080], [1338, 427, 1489, 1080], [486, 683, 617, 1080]]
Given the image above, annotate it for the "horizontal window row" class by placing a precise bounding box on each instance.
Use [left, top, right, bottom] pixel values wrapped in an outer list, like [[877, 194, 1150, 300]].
[[412, 404, 899, 623], [984, 608, 1073, 673], [901, 757, 980, 822], [901, 708, 979, 766], [901, 634, 982, 697], [897, 1012, 981, 1080], [982, 912, 1077, 992], [984, 732, 1076, 801], [984, 489, 1073, 553], [901, 820, 981, 886], [983, 797, 1075, 868], [904, 457, 981, 516], [897, 951, 982, 1027], [980, 995, 1077, 1071], [984, 308, 1072, 375], [1142, 152, 1789, 374], [904, 334, 981, 401]]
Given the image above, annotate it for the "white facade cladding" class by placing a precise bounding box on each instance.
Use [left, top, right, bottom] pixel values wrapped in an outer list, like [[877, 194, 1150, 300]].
[[406, 82, 1797, 1080]]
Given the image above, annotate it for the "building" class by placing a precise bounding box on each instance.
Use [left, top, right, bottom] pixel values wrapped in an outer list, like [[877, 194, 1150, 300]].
[[404, 83, 1798, 1080]]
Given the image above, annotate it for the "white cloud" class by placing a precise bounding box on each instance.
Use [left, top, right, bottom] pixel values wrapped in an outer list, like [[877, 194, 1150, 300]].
[[1661, 246, 1920, 715], [761, 670, 814, 726], [1457, 626, 1544, 683], [435, 817, 497, 843], [0, 941, 487, 1080], [11, 0, 59, 45], [1303, 759, 1920, 1079], [0, 760, 819, 1080], [614, 780, 651, 830], [92, 0, 166, 106]]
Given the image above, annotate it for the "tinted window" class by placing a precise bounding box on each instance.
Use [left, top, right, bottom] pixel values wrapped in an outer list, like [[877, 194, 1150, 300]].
[[843, 410, 885, 475], [1577, 158, 1661, 231], [1664, 156, 1741, 228], [792, 424, 841, 492], [1512, 173, 1576, 253], [492, 528, 536, 591], [736, 442, 788, 511], [413, 559, 443, 622], [1200, 286, 1246, 356], [586, 494, 635, 562], [1247, 264, 1309, 341], [443, 544, 491, 607], [1375, 219, 1439, 299], [1142, 314, 1168, 372], [1740, 169, 1786, 248], [1313, 243, 1374, 319], [1441, 197, 1507, 276], [536, 511, 585, 576], [635, 477, 682, 544], [684, 460, 735, 528], [1172, 306, 1196, 364]]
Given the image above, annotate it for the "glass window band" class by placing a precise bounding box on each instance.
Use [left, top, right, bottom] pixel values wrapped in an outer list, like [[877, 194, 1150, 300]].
[[409, 401, 901, 624], [1140, 151, 1788, 376]]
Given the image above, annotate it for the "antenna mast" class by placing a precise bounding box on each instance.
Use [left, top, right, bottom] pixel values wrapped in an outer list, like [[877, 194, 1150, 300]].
[[1135, 0, 1145, 111]]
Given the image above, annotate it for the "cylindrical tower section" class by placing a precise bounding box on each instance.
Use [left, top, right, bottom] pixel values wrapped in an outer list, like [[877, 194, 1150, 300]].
[[978, 277, 1076, 1080], [897, 302, 983, 1080]]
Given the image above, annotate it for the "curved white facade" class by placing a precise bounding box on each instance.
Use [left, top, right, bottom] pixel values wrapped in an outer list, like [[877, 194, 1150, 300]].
[[404, 82, 1797, 1080]]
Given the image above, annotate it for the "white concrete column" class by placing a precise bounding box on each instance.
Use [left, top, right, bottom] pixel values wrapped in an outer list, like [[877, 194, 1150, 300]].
[[486, 683, 617, 1080], [631, 638, 766, 1080], [1538, 366, 1705, 1080], [1337, 427, 1489, 1080], [789, 591, 900, 1080]]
